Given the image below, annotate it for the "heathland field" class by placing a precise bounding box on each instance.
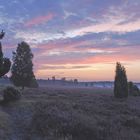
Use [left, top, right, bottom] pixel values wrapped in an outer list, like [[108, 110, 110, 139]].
[[0, 86, 140, 140]]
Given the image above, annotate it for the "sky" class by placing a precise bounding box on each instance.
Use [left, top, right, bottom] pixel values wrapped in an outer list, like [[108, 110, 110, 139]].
[[0, 0, 140, 81]]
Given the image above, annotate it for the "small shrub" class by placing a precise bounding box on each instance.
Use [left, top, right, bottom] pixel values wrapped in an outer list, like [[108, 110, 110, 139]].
[[3, 86, 21, 102], [128, 82, 140, 96]]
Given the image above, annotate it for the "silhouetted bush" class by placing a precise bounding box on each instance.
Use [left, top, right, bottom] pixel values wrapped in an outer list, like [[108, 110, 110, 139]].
[[3, 87, 21, 102], [114, 62, 128, 98], [128, 82, 140, 96]]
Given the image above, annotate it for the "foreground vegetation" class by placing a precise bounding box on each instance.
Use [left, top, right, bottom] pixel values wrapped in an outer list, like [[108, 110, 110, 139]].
[[0, 86, 140, 140]]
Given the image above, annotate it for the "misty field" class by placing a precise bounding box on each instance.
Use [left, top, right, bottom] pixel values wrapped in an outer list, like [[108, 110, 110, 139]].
[[0, 86, 140, 140]]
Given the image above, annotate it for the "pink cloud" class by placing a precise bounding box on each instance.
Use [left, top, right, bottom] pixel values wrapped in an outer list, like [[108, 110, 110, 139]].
[[33, 45, 140, 66], [82, 46, 140, 64], [25, 13, 55, 27]]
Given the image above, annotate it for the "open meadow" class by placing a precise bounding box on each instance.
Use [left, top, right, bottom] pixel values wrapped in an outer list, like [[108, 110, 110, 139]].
[[0, 86, 140, 140]]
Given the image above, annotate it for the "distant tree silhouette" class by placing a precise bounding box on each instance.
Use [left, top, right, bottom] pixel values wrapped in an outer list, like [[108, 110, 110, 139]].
[[52, 76, 55, 83], [11, 41, 37, 89], [74, 79, 78, 85], [0, 30, 11, 77], [114, 62, 128, 98], [61, 77, 66, 85]]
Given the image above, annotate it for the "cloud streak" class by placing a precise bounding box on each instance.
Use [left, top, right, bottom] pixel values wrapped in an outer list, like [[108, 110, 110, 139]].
[[25, 13, 55, 27]]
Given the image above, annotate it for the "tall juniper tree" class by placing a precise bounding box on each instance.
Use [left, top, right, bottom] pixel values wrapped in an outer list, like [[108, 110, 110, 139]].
[[11, 41, 37, 89], [0, 30, 11, 77], [114, 62, 128, 98]]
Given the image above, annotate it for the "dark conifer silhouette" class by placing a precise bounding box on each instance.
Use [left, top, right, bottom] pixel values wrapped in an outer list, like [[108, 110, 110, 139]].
[[0, 30, 5, 39], [11, 41, 37, 89], [0, 30, 11, 77], [114, 62, 128, 98]]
